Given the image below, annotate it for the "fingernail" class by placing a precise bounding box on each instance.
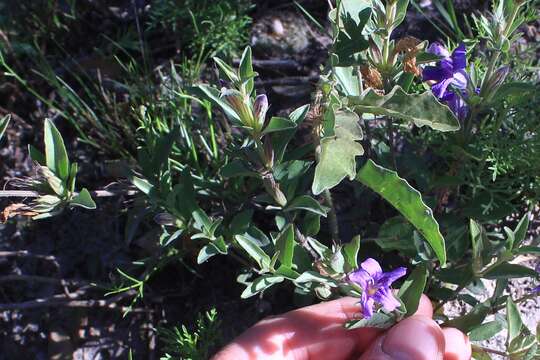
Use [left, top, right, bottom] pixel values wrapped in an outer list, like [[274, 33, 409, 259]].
[[381, 316, 444, 360]]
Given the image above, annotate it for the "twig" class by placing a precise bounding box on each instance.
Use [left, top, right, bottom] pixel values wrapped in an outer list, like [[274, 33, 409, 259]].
[[294, 227, 320, 260], [0, 274, 88, 287], [0, 189, 138, 198], [471, 345, 507, 357], [0, 250, 60, 270], [255, 75, 320, 87], [0, 289, 149, 312], [233, 59, 304, 71]]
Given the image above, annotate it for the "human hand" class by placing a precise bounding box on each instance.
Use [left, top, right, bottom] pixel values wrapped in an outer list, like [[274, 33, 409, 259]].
[[212, 295, 471, 360]]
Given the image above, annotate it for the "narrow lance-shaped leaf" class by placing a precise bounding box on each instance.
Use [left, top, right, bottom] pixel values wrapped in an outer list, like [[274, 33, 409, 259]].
[[44, 119, 70, 180], [349, 86, 460, 132], [312, 110, 364, 195], [356, 160, 446, 264], [70, 188, 97, 209], [275, 224, 295, 268], [398, 264, 428, 316], [0, 114, 10, 142]]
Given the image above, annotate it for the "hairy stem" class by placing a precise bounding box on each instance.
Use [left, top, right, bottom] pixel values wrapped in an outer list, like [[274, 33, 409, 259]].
[[323, 189, 340, 245]]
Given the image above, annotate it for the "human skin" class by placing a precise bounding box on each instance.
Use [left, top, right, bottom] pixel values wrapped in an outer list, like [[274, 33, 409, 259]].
[[212, 295, 471, 360]]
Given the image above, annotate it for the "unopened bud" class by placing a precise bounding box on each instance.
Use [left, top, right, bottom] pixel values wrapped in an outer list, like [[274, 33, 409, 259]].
[[262, 173, 287, 207], [253, 94, 269, 129], [491, 66, 510, 88], [221, 89, 256, 129], [263, 136, 274, 169], [154, 212, 176, 226]]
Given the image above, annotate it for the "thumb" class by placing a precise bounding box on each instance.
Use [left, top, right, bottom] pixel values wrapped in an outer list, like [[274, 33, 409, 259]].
[[358, 316, 445, 360]]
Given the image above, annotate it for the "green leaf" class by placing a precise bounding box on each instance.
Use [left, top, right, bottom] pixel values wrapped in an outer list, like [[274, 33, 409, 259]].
[[70, 188, 96, 209], [356, 160, 446, 264], [28, 144, 46, 165], [398, 264, 428, 316], [334, 66, 360, 96], [302, 212, 321, 236], [512, 213, 530, 250], [294, 271, 339, 287], [131, 176, 154, 195], [272, 104, 310, 162], [195, 85, 241, 124], [392, 0, 410, 30], [312, 110, 363, 195], [0, 114, 10, 142], [330, 0, 371, 66], [345, 313, 396, 330], [471, 348, 492, 360], [239, 47, 255, 95], [213, 56, 239, 83], [349, 86, 460, 132], [482, 263, 538, 279], [376, 217, 417, 256], [67, 163, 78, 193], [235, 234, 271, 270], [275, 224, 295, 268], [284, 195, 328, 217], [342, 235, 361, 271], [507, 297, 523, 346], [445, 303, 490, 333], [470, 219, 485, 271], [514, 246, 540, 255], [262, 117, 297, 134], [197, 240, 228, 264], [241, 275, 284, 299], [492, 82, 536, 103], [44, 119, 70, 180], [469, 320, 504, 341]]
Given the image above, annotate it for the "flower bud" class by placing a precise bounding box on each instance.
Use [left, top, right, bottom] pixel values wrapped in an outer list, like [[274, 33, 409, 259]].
[[262, 173, 287, 207], [490, 66, 510, 88], [253, 94, 269, 129], [263, 136, 274, 169], [221, 89, 256, 129]]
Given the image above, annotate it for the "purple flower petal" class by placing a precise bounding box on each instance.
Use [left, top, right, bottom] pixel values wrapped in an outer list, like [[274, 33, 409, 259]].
[[361, 295, 375, 318], [427, 42, 450, 58], [422, 66, 447, 82], [431, 78, 453, 98], [360, 258, 383, 277], [451, 69, 468, 89], [379, 267, 407, 287], [374, 287, 401, 312], [452, 43, 467, 70], [348, 269, 370, 290]]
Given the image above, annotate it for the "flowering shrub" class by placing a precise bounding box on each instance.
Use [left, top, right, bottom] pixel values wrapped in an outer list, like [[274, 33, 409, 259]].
[[1, 0, 539, 358]]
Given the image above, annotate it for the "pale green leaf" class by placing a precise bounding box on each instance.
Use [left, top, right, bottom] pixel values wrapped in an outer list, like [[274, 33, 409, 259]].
[[44, 119, 70, 180], [349, 86, 460, 132], [356, 160, 446, 264], [275, 224, 295, 268], [70, 188, 96, 209], [312, 110, 363, 195]]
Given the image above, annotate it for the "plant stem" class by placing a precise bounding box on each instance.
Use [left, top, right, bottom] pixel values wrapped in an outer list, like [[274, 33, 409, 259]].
[[387, 118, 397, 170], [323, 189, 340, 245], [471, 345, 507, 357]]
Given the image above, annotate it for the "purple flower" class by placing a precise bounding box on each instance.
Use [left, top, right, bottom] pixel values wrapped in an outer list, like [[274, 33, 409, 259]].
[[348, 258, 407, 318], [423, 43, 469, 119]]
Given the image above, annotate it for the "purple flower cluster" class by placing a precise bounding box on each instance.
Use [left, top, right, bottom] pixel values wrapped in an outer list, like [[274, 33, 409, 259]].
[[423, 43, 469, 120], [348, 258, 406, 318]]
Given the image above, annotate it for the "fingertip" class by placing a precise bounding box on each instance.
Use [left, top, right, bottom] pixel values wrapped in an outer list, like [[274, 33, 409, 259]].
[[416, 294, 434, 318], [382, 316, 445, 360], [442, 327, 472, 360]]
